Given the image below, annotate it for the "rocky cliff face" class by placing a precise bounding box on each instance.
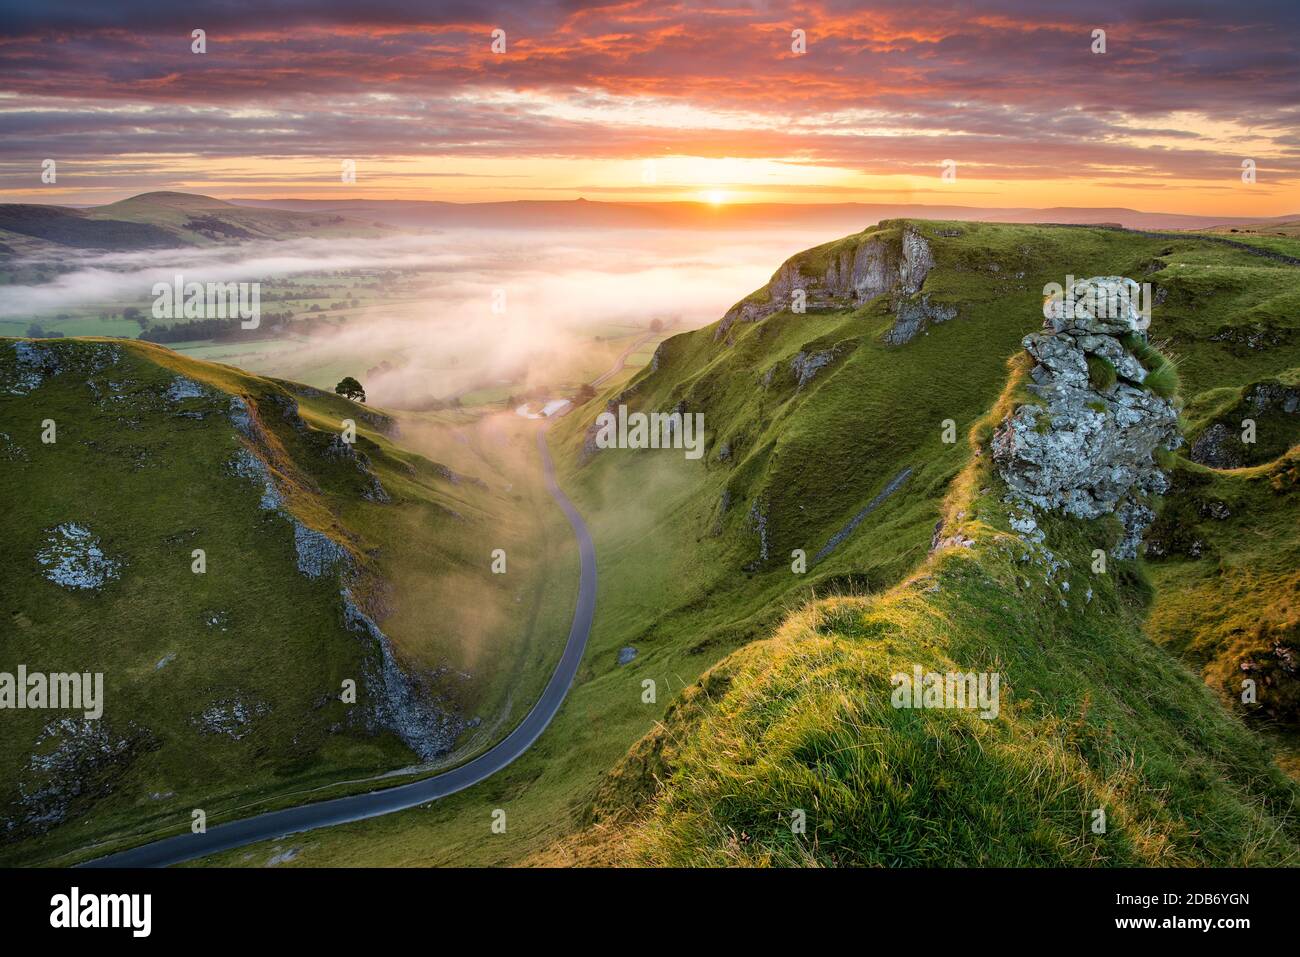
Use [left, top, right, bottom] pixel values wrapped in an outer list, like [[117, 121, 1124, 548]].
[[993, 276, 1182, 558], [714, 224, 948, 343]]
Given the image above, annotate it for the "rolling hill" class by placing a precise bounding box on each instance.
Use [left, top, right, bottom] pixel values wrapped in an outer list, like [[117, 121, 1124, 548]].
[[0, 191, 388, 257]]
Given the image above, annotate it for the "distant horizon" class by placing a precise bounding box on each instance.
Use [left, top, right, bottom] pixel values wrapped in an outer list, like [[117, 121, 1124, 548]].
[[31, 188, 1300, 223], [3, 2, 1297, 215]]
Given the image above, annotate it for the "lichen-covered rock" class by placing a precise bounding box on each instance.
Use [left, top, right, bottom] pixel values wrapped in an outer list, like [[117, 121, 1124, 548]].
[[5, 718, 155, 838], [229, 447, 283, 510], [193, 697, 268, 740], [884, 295, 958, 345], [1043, 275, 1148, 337], [3, 339, 121, 396], [1245, 380, 1300, 415], [1189, 422, 1246, 468], [320, 432, 392, 502], [228, 394, 255, 436], [994, 277, 1181, 557], [341, 589, 466, 761], [293, 523, 350, 579], [7, 341, 57, 395], [166, 375, 209, 402], [36, 523, 122, 591], [790, 349, 838, 389], [1188, 379, 1299, 468], [743, 497, 770, 568]]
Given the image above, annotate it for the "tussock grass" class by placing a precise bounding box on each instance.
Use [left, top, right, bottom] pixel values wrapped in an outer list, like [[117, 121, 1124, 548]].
[[1123, 334, 1182, 398], [1087, 354, 1118, 391]]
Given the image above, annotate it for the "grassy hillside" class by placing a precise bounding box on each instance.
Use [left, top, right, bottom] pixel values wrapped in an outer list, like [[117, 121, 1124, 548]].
[[183, 218, 1298, 868], [1199, 218, 1300, 260], [567, 377, 1299, 866], [0, 337, 576, 865], [1145, 449, 1300, 723]]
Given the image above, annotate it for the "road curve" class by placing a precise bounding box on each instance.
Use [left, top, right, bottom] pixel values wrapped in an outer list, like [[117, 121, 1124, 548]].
[[81, 426, 595, 868]]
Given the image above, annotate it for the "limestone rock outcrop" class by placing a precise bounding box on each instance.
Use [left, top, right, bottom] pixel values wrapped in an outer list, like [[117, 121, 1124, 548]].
[[714, 225, 941, 342], [993, 276, 1182, 558]]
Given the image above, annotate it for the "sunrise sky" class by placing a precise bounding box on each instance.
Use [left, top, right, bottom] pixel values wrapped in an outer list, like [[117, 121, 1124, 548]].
[[1, 0, 1297, 214]]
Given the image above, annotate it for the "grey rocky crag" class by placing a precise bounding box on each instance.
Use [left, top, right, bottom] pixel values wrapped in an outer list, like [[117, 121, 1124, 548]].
[[225, 390, 465, 760], [193, 698, 269, 740], [165, 374, 209, 402], [713, 224, 954, 345], [341, 590, 467, 760], [882, 295, 958, 346], [743, 497, 771, 570], [789, 348, 840, 390], [993, 276, 1182, 559], [321, 432, 391, 502]]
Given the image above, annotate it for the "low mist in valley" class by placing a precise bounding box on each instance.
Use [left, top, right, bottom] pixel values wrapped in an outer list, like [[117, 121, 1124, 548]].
[[3, 226, 837, 407]]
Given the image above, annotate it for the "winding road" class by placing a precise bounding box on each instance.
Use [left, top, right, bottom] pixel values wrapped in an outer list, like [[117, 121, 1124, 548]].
[[82, 426, 596, 868]]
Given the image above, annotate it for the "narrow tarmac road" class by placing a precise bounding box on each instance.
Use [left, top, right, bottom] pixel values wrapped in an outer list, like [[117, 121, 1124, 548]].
[[82, 426, 595, 868]]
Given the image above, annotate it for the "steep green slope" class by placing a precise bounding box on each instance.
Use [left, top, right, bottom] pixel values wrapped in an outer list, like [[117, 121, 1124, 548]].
[[0, 337, 574, 865], [1145, 449, 1300, 725], [579, 395, 1299, 865], [543, 220, 1300, 865], [552, 220, 1299, 654], [190, 219, 1297, 868]]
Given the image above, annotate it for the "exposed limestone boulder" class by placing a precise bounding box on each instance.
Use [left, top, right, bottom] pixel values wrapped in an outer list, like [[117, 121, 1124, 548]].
[[1188, 422, 1246, 469], [36, 523, 122, 591], [1188, 379, 1300, 468], [743, 497, 771, 570], [5, 718, 155, 838], [993, 277, 1181, 558], [293, 523, 350, 579], [1043, 275, 1148, 337], [790, 348, 838, 389], [192, 697, 268, 740], [1245, 380, 1300, 415], [883, 296, 958, 346], [3, 339, 121, 397], [165, 375, 209, 402]]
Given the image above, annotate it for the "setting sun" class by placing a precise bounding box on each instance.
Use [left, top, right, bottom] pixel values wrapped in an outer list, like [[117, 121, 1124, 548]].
[[704, 190, 728, 206]]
